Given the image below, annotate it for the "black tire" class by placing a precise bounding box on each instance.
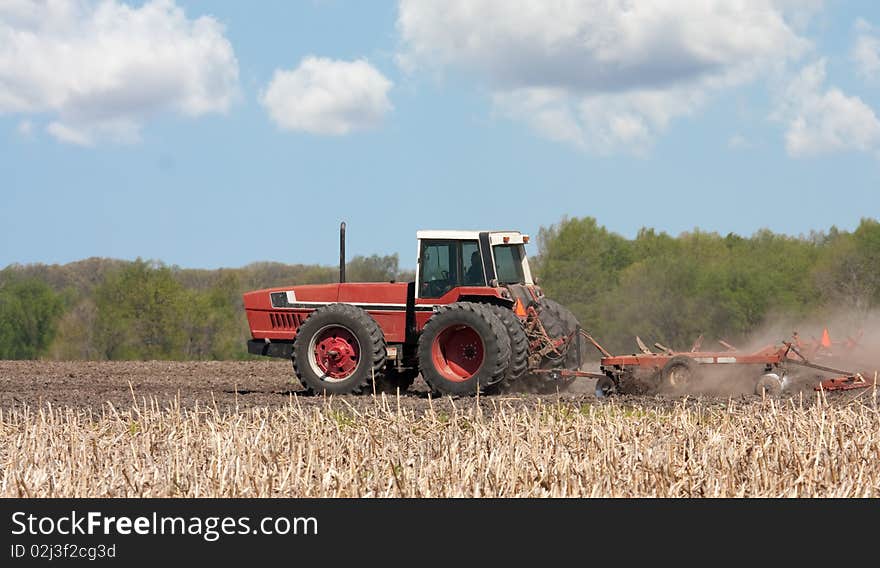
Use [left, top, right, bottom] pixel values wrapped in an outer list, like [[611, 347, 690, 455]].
[[292, 304, 386, 395], [418, 302, 511, 396], [373, 366, 418, 394], [487, 304, 529, 393], [755, 373, 783, 396], [519, 297, 583, 393], [660, 355, 699, 393], [595, 376, 617, 398]]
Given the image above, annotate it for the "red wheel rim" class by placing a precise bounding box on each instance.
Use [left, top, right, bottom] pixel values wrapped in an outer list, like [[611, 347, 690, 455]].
[[308, 325, 360, 381], [431, 324, 484, 382]]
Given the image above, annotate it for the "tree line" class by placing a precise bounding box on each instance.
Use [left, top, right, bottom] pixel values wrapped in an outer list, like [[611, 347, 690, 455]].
[[534, 217, 880, 355], [0, 217, 877, 360], [0, 254, 412, 360]]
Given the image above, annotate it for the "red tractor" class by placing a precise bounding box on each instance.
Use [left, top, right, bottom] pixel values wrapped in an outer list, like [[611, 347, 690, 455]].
[[243, 225, 587, 396]]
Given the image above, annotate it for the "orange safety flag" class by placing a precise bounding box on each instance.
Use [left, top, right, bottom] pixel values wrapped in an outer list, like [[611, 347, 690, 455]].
[[514, 298, 527, 317], [821, 328, 832, 348]]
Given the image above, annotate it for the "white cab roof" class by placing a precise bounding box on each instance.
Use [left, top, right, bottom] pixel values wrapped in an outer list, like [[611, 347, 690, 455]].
[[417, 230, 528, 242]]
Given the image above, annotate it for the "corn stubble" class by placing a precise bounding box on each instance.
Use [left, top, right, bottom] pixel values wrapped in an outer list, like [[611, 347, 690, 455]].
[[1, 391, 878, 497]]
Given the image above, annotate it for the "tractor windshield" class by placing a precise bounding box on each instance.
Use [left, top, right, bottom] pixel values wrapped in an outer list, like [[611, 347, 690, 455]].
[[493, 244, 526, 284]]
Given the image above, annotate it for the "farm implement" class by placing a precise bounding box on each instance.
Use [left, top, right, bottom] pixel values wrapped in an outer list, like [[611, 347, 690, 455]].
[[536, 325, 876, 398]]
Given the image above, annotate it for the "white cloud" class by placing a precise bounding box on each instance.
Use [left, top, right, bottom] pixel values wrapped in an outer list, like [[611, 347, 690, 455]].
[[853, 18, 880, 81], [492, 89, 587, 149], [46, 122, 93, 147], [16, 119, 32, 137], [775, 59, 880, 157], [260, 57, 393, 135], [0, 0, 239, 145], [397, 0, 813, 153], [493, 85, 702, 155], [728, 134, 752, 150]]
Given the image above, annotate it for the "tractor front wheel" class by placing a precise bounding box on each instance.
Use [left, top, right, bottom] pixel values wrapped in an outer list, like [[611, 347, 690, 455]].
[[418, 302, 510, 396]]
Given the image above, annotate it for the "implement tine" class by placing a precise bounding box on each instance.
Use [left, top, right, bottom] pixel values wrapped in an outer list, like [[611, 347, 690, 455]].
[[635, 336, 653, 355], [581, 330, 613, 358], [690, 334, 703, 353], [654, 342, 674, 355]]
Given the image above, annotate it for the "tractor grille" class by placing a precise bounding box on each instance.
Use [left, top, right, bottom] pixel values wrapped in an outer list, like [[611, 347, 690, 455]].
[[269, 311, 304, 329]]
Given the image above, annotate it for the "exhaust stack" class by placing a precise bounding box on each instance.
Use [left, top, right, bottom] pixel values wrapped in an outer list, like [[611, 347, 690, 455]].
[[339, 221, 346, 283]]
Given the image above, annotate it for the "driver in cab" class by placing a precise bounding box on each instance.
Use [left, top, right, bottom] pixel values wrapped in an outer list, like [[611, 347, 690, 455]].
[[464, 251, 484, 286]]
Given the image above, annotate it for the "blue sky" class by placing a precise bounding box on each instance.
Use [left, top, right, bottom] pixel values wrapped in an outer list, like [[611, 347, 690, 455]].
[[2, 1, 879, 271]]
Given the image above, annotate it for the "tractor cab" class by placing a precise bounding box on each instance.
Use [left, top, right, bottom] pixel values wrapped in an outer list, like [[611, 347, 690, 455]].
[[415, 230, 537, 301]]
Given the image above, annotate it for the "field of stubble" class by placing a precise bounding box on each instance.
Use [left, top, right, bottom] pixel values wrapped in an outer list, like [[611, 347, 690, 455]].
[[1, 360, 878, 497]]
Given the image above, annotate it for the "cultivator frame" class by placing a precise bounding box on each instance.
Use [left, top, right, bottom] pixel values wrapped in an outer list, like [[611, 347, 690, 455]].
[[530, 321, 876, 397]]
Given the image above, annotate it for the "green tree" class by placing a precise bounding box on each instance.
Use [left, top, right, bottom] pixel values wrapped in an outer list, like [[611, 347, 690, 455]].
[[346, 254, 403, 282], [180, 271, 245, 359], [93, 260, 188, 360], [0, 278, 64, 359], [813, 218, 880, 317], [49, 298, 99, 360], [535, 217, 632, 336]]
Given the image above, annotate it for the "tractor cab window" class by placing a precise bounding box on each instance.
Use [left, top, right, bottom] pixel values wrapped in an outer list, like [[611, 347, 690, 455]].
[[493, 244, 526, 284], [462, 241, 485, 286], [419, 239, 483, 298]]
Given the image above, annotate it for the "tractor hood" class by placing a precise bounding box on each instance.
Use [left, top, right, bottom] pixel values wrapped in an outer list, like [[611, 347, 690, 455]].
[[243, 282, 410, 312]]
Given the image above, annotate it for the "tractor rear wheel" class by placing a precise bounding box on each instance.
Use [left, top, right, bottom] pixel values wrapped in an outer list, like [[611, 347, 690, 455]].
[[487, 304, 529, 393], [418, 302, 511, 396], [293, 304, 386, 395]]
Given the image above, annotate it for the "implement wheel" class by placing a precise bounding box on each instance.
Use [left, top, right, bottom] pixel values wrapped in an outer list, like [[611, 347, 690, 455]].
[[660, 355, 699, 393], [418, 302, 510, 396], [755, 373, 783, 396], [595, 376, 617, 398]]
